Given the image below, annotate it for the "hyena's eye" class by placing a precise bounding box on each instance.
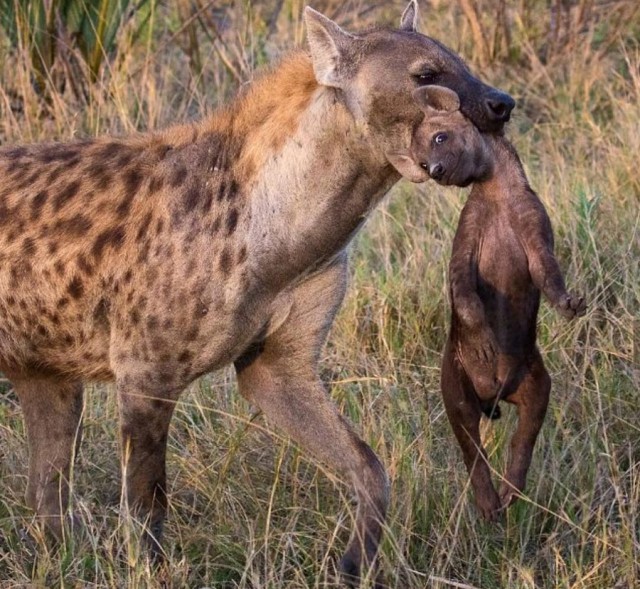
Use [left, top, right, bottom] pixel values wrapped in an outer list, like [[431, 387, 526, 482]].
[[433, 132, 448, 145], [413, 70, 437, 85]]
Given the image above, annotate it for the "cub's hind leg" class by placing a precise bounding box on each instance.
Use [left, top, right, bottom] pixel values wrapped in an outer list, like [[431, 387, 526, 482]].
[[499, 350, 550, 508], [441, 340, 501, 521], [11, 374, 84, 540]]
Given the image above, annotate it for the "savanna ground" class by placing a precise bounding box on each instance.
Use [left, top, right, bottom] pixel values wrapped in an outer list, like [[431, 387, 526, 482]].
[[0, 1, 638, 587]]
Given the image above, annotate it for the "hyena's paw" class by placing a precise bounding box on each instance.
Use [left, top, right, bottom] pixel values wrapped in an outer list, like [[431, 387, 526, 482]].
[[556, 293, 586, 320]]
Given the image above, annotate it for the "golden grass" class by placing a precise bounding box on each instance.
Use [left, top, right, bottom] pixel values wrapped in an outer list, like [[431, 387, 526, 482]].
[[0, 1, 639, 587]]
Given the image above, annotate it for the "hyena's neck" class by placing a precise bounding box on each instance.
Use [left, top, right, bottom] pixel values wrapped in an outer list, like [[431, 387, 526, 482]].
[[239, 61, 398, 288], [475, 134, 531, 202]]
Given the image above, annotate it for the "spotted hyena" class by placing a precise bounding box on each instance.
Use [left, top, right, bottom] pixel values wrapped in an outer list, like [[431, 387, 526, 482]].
[[0, 3, 514, 584], [397, 85, 585, 520]]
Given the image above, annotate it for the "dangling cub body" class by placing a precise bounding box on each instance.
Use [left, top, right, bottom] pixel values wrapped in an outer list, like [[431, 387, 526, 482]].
[[398, 86, 585, 519]]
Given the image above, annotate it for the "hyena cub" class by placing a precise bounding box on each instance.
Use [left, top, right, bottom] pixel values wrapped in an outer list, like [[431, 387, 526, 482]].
[[402, 86, 586, 519]]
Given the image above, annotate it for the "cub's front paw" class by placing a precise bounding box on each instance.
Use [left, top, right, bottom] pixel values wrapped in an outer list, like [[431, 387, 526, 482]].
[[470, 328, 499, 364], [557, 293, 586, 319]]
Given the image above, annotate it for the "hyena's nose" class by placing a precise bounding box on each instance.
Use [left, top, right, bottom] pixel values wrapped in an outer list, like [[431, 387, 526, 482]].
[[484, 91, 515, 123], [429, 163, 445, 181]]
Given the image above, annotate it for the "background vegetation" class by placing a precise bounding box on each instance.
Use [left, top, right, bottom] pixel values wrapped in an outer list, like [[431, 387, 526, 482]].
[[0, 0, 638, 587]]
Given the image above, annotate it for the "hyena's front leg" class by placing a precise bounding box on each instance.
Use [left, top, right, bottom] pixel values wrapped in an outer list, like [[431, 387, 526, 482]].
[[235, 257, 389, 588], [11, 374, 83, 540], [116, 377, 178, 558]]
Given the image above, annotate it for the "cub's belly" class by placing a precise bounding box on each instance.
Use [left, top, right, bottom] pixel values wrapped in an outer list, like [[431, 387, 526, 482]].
[[476, 231, 539, 353]]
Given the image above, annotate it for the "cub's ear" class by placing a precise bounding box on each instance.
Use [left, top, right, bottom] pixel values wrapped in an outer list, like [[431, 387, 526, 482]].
[[413, 86, 461, 113], [386, 150, 430, 183], [400, 0, 419, 32], [304, 7, 359, 88]]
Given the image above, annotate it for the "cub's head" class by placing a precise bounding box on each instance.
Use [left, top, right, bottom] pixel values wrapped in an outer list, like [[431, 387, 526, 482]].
[[388, 85, 494, 186]]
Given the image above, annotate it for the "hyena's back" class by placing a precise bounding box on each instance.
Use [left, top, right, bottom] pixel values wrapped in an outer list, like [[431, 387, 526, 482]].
[[0, 127, 248, 380]]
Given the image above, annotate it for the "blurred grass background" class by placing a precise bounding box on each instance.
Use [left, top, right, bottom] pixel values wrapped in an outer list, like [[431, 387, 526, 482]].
[[0, 0, 639, 587]]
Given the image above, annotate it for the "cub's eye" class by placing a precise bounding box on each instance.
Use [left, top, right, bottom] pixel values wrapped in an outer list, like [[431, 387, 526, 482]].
[[413, 71, 437, 85], [434, 132, 448, 145]]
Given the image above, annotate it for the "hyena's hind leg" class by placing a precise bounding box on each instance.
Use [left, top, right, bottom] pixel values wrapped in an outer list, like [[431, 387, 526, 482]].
[[11, 374, 83, 540]]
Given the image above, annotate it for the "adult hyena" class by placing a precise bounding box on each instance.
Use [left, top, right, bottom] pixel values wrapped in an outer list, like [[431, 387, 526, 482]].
[[395, 85, 585, 520], [0, 2, 514, 584]]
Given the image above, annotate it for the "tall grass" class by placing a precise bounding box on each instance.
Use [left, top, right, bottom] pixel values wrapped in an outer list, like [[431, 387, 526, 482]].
[[0, 1, 639, 587]]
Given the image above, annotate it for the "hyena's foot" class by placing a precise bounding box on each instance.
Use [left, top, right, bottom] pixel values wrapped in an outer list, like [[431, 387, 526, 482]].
[[556, 293, 586, 319], [338, 550, 385, 589]]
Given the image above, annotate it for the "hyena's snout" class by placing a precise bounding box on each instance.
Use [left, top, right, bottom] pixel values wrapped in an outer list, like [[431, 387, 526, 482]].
[[483, 88, 515, 125]]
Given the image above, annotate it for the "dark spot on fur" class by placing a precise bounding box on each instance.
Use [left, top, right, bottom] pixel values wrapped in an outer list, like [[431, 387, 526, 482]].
[[184, 325, 199, 342], [202, 187, 213, 212], [56, 213, 93, 236], [116, 195, 133, 218], [237, 245, 248, 265], [97, 142, 121, 160], [137, 240, 151, 263], [22, 237, 36, 256], [130, 308, 140, 325], [216, 181, 226, 202], [46, 167, 64, 185], [184, 186, 200, 212], [77, 254, 94, 276], [155, 218, 164, 235], [170, 165, 187, 187], [63, 156, 81, 170], [54, 260, 65, 276], [123, 168, 143, 195], [148, 174, 164, 194], [226, 208, 239, 235], [136, 212, 153, 242], [48, 241, 59, 255], [4, 147, 27, 159], [53, 180, 81, 212], [89, 162, 111, 189], [227, 179, 239, 200], [177, 350, 192, 363], [67, 276, 84, 299], [92, 226, 125, 259], [57, 297, 69, 309], [30, 190, 48, 220], [219, 246, 233, 275], [115, 152, 133, 168]]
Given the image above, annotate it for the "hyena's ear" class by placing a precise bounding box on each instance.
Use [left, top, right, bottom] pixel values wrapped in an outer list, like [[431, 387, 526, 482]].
[[400, 0, 419, 32], [413, 86, 461, 113], [304, 7, 359, 88]]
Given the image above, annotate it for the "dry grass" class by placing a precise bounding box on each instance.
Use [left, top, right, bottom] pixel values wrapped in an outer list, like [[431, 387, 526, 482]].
[[0, 1, 639, 587]]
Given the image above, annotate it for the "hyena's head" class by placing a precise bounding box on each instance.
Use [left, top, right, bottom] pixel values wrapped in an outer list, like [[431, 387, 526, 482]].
[[304, 1, 514, 172], [388, 85, 494, 186]]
